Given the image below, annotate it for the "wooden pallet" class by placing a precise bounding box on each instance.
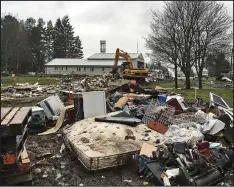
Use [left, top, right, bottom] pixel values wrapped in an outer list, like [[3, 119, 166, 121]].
[[0, 107, 32, 136]]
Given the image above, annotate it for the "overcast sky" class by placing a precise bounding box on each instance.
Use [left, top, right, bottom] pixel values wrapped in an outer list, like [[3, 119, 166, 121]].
[[1, 1, 233, 62]]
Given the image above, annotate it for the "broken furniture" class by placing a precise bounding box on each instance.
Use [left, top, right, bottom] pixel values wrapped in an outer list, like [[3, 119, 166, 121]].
[[0, 107, 32, 185]]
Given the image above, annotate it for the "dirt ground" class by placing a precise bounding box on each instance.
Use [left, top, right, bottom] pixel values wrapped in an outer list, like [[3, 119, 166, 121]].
[[26, 130, 143, 186]]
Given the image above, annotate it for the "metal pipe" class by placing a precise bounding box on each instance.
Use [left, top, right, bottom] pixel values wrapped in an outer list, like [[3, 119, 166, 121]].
[[176, 157, 185, 167]]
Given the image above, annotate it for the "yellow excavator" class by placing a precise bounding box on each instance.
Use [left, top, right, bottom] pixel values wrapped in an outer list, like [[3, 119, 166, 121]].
[[110, 48, 148, 82]]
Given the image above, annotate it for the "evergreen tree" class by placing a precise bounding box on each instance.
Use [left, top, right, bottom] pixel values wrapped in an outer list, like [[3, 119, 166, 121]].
[[1, 14, 20, 72], [25, 17, 36, 71], [45, 20, 54, 62], [61, 15, 74, 58], [1, 13, 85, 74], [72, 36, 84, 58], [30, 18, 46, 73], [13, 20, 32, 73], [36, 18, 46, 73], [53, 18, 66, 58]]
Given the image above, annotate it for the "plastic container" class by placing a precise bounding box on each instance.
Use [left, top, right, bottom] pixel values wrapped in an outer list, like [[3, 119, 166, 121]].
[[158, 95, 167, 103]]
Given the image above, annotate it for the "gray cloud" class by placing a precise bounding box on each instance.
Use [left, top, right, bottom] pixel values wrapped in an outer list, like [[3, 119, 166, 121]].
[[1, 1, 233, 61]]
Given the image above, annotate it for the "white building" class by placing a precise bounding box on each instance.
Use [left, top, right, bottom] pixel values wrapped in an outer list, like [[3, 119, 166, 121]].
[[160, 62, 208, 78], [45, 53, 145, 76]]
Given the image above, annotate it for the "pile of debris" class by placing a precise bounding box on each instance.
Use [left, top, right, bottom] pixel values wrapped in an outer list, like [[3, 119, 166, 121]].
[[62, 81, 233, 186], [1, 79, 233, 186], [1, 82, 59, 101], [61, 74, 117, 92], [1, 74, 117, 101]]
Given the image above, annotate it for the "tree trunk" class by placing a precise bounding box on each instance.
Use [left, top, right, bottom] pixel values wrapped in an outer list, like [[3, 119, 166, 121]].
[[174, 63, 178, 89], [185, 71, 191, 89], [198, 71, 203, 89], [198, 76, 202, 89], [4, 56, 9, 72]]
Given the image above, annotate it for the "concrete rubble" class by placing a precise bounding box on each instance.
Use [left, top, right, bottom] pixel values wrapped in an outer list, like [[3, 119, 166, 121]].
[[1, 77, 233, 186]]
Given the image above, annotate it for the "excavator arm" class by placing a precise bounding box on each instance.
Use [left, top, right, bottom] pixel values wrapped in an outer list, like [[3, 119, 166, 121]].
[[114, 48, 134, 69]]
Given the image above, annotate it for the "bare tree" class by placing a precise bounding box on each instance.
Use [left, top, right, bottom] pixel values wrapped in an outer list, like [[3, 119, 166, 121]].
[[145, 2, 200, 89], [145, 1, 232, 89], [145, 7, 179, 88], [193, 1, 232, 88]]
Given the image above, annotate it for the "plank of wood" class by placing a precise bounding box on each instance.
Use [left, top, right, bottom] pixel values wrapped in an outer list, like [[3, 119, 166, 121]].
[[1, 107, 20, 126], [1, 107, 12, 121], [21, 149, 30, 164], [9, 107, 31, 125]]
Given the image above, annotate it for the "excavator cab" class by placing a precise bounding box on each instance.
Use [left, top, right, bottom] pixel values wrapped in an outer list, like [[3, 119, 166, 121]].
[[120, 62, 130, 72]]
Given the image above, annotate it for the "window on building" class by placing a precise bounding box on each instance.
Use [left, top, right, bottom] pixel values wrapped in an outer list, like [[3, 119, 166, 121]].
[[65, 67, 68, 70], [102, 67, 105, 72], [84, 67, 86, 72], [77, 67, 81, 71], [77, 67, 79, 71], [55, 67, 58, 70], [61, 67, 63, 70], [90, 67, 94, 72]]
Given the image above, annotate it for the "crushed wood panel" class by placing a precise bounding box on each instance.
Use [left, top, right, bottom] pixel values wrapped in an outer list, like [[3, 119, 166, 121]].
[[9, 107, 31, 125], [1, 108, 20, 126], [1, 107, 12, 121]]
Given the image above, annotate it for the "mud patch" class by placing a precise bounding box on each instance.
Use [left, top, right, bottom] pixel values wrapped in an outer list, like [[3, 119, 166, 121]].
[[26, 132, 141, 186]]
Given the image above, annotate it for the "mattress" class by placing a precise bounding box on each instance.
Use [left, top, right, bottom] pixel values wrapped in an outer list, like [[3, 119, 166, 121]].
[[63, 112, 163, 170]]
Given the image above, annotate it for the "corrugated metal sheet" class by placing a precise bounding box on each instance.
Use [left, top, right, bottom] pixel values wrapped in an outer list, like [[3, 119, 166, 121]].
[[88, 53, 141, 60], [45, 58, 122, 66]]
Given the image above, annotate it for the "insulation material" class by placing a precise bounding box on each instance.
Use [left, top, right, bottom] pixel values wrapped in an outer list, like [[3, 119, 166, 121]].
[[63, 112, 163, 171]]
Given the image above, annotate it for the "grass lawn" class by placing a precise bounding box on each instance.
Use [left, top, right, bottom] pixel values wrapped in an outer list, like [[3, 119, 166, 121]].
[[143, 77, 233, 108], [144, 77, 217, 89], [1, 75, 59, 87], [175, 89, 233, 108]]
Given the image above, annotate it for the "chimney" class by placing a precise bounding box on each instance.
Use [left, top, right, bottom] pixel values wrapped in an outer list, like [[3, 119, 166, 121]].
[[100, 40, 106, 53]]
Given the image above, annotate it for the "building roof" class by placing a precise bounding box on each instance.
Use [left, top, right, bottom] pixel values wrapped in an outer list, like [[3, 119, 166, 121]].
[[45, 58, 122, 66], [88, 53, 142, 60]]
